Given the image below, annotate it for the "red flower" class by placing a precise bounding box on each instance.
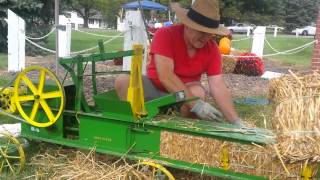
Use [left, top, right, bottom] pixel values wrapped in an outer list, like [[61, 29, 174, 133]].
[[234, 53, 264, 76]]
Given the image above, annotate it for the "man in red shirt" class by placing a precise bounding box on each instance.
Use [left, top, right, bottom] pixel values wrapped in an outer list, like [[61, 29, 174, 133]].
[[115, 0, 242, 125]]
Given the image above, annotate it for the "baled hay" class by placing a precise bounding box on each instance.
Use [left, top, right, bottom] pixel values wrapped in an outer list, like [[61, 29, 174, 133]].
[[269, 70, 320, 162], [28, 147, 150, 180], [160, 131, 319, 179], [222, 56, 237, 74]]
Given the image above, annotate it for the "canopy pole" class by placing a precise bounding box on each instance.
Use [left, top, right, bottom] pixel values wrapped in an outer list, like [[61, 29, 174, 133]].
[[137, 0, 151, 44], [55, 0, 59, 75]]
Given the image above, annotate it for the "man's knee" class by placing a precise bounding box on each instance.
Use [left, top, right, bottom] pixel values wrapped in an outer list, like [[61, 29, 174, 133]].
[[114, 74, 130, 100]]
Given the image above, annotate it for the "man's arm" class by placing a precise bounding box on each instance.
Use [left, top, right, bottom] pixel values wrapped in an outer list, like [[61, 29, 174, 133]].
[[208, 75, 239, 123], [154, 54, 196, 107]]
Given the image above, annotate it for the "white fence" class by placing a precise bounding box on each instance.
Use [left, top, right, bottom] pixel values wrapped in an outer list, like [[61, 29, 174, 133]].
[[6, 9, 317, 73], [8, 9, 25, 72]]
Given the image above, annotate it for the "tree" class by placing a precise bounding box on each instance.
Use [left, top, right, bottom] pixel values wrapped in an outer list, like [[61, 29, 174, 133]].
[[70, 0, 105, 28], [0, 0, 56, 53], [99, 0, 127, 28], [283, 0, 318, 30]]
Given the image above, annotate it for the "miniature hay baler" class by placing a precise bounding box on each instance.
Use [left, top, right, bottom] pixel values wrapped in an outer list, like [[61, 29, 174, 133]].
[[0, 45, 275, 179]]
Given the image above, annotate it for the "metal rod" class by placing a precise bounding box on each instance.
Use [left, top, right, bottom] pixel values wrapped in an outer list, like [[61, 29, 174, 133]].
[[137, 0, 151, 44], [55, 0, 59, 75], [0, 109, 28, 124]]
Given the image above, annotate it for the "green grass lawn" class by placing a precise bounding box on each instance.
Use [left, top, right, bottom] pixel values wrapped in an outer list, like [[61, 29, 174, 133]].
[[31, 29, 316, 68], [232, 34, 314, 68], [47, 29, 124, 53], [0, 53, 7, 70]]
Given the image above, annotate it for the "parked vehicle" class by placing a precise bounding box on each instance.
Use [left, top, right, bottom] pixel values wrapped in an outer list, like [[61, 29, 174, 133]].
[[292, 26, 316, 36], [227, 23, 255, 34], [267, 25, 284, 30]]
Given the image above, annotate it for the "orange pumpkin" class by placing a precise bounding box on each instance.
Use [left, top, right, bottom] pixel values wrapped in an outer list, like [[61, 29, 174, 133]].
[[219, 37, 231, 55]]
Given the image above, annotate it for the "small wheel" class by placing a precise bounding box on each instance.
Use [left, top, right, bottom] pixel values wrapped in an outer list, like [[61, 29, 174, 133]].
[[0, 88, 17, 113], [302, 30, 308, 36], [0, 132, 25, 175], [126, 161, 175, 180], [13, 66, 65, 127]]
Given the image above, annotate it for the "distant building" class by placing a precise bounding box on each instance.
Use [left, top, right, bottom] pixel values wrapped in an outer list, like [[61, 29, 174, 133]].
[[88, 13, 106, 29], [64, 11, 107, 29]]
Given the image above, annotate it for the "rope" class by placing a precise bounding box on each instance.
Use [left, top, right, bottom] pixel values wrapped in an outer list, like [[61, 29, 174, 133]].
[[71, 32, 124, 55], [223, 40, 316, 58], [26, 31, 124, 55], [73, 28, 124, 38], [231, 36, 252, 42], [263, 39, 316, 57], [25, 27, 56, 40], [25, 38, 56, 53], [264, 37, 281, 53]]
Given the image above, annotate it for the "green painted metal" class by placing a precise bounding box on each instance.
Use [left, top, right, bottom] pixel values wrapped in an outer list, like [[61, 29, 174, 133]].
[[93, 90, 135, 122], [21, 113, 268, 180], [146, 118, 275, 145], [145, 92, 198, 119], [18, 49, 276, 179], [59, 50, 134, 113], [59, 50, 134, 64]]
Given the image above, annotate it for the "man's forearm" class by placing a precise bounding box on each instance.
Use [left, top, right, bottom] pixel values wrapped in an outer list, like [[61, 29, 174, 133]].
[[212, 87, 238, 122], [159, 74, 196, 108], [208, 76, 239, 122]]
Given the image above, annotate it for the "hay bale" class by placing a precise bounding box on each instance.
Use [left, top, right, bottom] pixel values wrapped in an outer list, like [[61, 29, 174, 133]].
[[222, 56, 237, 74], [269, 71, 320, 163], [160, 131, 319, 179]]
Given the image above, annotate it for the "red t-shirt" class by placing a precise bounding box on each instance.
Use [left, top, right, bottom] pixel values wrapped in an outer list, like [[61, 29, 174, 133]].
[[147, 24, 222, 91]]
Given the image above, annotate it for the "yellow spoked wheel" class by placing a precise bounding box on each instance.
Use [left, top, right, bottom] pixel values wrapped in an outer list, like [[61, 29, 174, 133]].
[[0, 132, 25, 175], [126, 161, 175, 180], [13, 66, 65, 127]]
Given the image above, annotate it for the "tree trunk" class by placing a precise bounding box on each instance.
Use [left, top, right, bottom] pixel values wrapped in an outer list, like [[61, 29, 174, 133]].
[[83, 17, 89, 28], [83, 8, 90, 28]]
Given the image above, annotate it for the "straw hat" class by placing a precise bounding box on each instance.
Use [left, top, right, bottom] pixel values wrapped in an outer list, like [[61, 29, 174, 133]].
[[171, 0, 229, 35]]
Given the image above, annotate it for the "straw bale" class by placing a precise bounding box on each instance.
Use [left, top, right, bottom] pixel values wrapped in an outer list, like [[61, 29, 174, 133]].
[[160, 131, 319, 179], [269, 71, 320, 163], [222, 56, 237, 74]]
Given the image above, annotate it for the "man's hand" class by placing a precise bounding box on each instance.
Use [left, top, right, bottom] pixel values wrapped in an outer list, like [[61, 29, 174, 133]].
[[191, 100, 223, 122]]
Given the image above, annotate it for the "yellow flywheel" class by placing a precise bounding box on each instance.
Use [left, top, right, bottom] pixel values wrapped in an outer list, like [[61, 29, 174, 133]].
[[0, 132, 25, 175], [13, 66, 65, 127], [126, 161, 175, 180]]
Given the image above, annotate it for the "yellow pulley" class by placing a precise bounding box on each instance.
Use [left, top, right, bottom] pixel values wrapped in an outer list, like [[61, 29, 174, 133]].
[[13, 66, 65, 127]]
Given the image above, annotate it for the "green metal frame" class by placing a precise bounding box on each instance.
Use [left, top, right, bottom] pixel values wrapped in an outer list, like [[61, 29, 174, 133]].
[[20, 47, 275, 180]]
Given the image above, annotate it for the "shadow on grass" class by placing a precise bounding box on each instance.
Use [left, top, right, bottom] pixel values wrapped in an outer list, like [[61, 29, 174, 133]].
[[234, 97, 273, 129]]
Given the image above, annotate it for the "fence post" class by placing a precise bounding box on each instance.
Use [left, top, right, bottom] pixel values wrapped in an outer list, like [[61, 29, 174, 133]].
[[122, 10, 148, 74], [7, 9, 25, 72], [312, 7, 320, 70], [58, 15, 71, 57], [251, 26, 266, 58], [247, 27, 251, 37], [274, 27, 278, 37]]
